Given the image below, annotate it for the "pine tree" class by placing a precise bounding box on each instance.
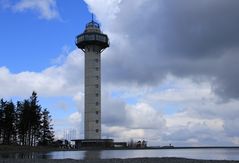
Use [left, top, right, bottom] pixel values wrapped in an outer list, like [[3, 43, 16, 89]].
[[16, 92, 42, 146], [16, 100, 30, 145], [1, 100, 16, 144], [0, 92, 55, 146], [0, 99, 5, 144], [39, 108, 54, 146], [29, 91, 42, 146]]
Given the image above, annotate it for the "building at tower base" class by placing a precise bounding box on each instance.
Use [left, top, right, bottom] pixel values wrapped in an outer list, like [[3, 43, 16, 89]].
[[72, 139, 114, 149]]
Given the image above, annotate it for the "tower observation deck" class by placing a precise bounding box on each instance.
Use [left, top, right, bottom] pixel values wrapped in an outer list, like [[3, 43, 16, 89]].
[[76, 18, 109, 140]]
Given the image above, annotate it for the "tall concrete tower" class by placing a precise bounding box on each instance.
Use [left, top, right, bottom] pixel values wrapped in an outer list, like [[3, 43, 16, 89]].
[[76, 18, 109, 140]]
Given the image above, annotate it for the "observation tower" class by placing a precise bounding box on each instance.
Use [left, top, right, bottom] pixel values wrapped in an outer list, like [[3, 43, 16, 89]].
[[75, 16, 109, 141]]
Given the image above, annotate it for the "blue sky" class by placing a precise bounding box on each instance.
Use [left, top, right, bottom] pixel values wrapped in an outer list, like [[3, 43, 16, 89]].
[[0, 0, 89, 72], [0, 0, 91, 139], [1, 0, 239, 146]]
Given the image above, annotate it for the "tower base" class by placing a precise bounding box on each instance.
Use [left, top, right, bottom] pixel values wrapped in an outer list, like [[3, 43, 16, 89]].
[[72, 139, 114, 149]]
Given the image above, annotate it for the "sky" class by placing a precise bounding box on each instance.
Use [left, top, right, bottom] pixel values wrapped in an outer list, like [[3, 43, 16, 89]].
[[1, 0, 239, 146]]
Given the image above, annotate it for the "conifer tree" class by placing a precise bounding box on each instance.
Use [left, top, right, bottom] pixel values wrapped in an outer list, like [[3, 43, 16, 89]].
[[1, 100, 16, 144], [29, 91, 42, 146], [16, 100, 31, 145], [4, 101, 16, 144], [39, 108, 54, 146], [17, 92, 42, 146], [0, 92, 55, 146], [0, 99, 5, 144]]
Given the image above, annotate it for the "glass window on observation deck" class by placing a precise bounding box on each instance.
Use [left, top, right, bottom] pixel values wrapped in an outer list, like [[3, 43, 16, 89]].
[[85, 34, 95, 41], [96, 35, 106, 42], [77, 36, 84, 42]]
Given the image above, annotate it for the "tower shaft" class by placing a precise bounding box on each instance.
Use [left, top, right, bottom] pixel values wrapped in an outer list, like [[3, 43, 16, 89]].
[[76, 19, 109, 140], [84, 45, 101, 139]]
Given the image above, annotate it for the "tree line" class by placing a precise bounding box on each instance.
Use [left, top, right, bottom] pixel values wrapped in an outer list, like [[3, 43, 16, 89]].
[[0, 92, 54, 146]]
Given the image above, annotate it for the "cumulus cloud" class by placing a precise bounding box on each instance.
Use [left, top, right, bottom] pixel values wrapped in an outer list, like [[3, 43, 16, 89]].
[[126, 103, 165, 130], [101, 74, 239, 146], [0, 49, 83, 97], [2, 0, 239, 146], [163, 112, 226, 146], [84, 0, 121, 22], [102, 92, 128, 126], [85, 0, 239, 100], [1, 47, 239, 145], [69, 112, 82, 124], [3, 0, 60, 20], [103, 125, 145, 141], [102, 88, 166, 142]]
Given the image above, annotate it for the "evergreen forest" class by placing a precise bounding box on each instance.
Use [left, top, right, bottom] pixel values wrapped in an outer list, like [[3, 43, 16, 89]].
[[0, 92, 54, 146]]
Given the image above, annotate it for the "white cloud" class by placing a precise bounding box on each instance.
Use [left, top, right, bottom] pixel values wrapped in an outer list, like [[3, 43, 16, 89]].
[[69, 112, 82, 124], [163, 78, 211, 101], [126, 103, 165, 130], [51, 46, 70, 65], [85, 0, 239, 101], [12, 0, 59, 20], [2, 0, 239, 146], [0, 49, 83, 97], [103, 125, 145, 141], [39, 0, 239, 146], [101, 75, 239, 146], [84, 0, 121, 22], [2, 47, 239, 145]]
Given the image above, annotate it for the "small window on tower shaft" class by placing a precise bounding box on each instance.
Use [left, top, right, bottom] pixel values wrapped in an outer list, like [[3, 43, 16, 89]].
[[95, 59, 99, 63], [96, 120, 99, 123], [96, 76, 99, 80], [96, 93, 99, 97], [96, 129, 99, 133], [95, 84, 98, 88], [95, 67, 99, 71], [96, 102, 99, 106], [96, 111, 99, 114]]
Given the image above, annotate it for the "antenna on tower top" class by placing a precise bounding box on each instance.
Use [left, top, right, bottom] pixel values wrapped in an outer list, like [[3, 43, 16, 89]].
[[91, 13, 94, 22]]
